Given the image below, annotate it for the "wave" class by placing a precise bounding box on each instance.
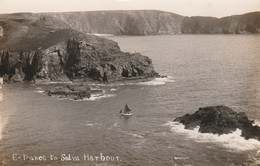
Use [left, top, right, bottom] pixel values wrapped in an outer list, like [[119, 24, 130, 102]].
[[83, 94, 115, 101], [165, 121, 260, 151], [172, 156, 189, 160], [36, 90, 44, 93], [84, 123, 94, 127], [128, 133, 145, 139], [122, 131, 145, 139], [90, 33, 114, 37], [49, 81, 73, 84], [87, 76, 175, 87], [136, 76, 175, 86], [254, 119, 260, 126]]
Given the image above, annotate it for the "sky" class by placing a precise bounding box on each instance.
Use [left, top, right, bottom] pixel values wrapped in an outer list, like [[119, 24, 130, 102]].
[[0, 0, 260, 17]]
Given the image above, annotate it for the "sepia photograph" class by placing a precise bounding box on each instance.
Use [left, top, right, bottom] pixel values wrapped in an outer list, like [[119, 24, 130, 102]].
[[0, 0, 260, 165]]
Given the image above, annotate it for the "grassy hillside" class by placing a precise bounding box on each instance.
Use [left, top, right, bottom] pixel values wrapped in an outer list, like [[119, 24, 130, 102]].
[[0, 10, 259, 44]]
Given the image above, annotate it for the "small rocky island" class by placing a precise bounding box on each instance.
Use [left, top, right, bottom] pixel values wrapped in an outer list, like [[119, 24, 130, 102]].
[[45, 84, 91, 100], [174, 106, 260, 141]]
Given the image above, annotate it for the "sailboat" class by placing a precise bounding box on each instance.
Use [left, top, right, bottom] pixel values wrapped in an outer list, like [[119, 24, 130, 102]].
[[120, 104, 134, 116]]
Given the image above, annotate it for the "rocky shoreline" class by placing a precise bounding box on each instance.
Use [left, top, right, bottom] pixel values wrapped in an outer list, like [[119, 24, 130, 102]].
[[0, 34, 159, 84], [174, 106, 260, 141]]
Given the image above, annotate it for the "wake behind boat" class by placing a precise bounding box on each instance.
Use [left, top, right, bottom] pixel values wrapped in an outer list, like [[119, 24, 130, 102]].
[[120, 104, 134, 116]]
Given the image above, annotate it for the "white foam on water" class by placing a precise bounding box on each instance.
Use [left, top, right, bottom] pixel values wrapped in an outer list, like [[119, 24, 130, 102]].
[[113, 123, 118, 127], [49, 81, 73, 84], [135, 76, 175, 86], [83, 94, 115, 101], [90, 87, 103, 91], [91, 33, 114, 37], [254, 119, 260, 126], [126, 132, 144, 139], [165, 121, 260, 151], [88, 82, 106, 86], [110, 88, 117, 91], [128, 133, 145, 139], [87, 76, 175, 87], [85, 123, 94, 127], [36, 90, 44, 93], [121, 131, 145, 139], [173, 156, 189, 160]]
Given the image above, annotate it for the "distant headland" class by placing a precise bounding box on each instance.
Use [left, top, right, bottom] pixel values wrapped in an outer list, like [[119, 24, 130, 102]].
[[1, 10, 259, 36]]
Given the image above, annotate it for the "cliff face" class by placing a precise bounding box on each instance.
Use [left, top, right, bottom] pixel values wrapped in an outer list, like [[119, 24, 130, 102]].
[[181, 12, 260, 34], [0, 10, 259, 38], [44, 10, 183, 35], [0, 34, 158, 83], [41, 10, 260, 35], [0, 14, 158, 83]]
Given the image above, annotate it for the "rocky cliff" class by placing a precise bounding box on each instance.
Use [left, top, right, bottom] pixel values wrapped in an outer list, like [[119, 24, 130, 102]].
[[42, 10, 260, 35], [181, 12, 260, 34], [43, 10, 184, 35], [1, 10, 259, 37], [0, 14, 158, 83]]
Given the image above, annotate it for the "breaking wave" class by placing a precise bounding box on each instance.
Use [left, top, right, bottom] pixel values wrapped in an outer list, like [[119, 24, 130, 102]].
[[36, 90, 44, 93], [87, 76, 175, 87], [89, 33, 114, 37], [136, 76, 175, 86], [165, 121, 260, 151], [83, 94, 115, 101]]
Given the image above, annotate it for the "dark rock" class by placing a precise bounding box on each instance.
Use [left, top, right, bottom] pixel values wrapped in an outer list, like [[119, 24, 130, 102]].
[[174, 105, 260, 141], [0, 33, 158, 83], [2, 74, 9, 83], [44, 84, 91, 100]]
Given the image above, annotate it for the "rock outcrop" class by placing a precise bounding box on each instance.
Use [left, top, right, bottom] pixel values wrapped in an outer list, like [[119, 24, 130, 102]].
[[174, 106, 260, 141], [0, 18, 158, 83], [44, 84, 95, 100]]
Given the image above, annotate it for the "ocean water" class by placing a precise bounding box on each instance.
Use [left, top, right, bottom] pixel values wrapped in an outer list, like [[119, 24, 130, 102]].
[[1, 35, 260, 166]]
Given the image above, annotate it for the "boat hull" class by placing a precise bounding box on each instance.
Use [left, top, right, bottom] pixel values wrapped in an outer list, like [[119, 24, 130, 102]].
[[121, 113, 134, 116]]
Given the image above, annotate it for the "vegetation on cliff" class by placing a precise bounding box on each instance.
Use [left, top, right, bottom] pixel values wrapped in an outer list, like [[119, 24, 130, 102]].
[[0, 12, 158, 83]]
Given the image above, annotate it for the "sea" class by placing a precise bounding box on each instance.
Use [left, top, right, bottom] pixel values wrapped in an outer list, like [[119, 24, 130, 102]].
[[1, 34, 260, 166]]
